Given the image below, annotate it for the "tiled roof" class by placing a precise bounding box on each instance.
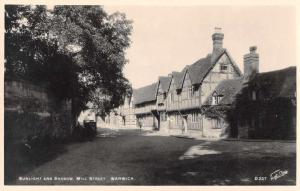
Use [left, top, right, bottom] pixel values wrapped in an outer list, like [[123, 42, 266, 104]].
[[187, 49, 242, 86], [133, 82, 158, 105], [250, 66, 296, 98], [168, 71, 182, 90], [204, 66, 296, 106], [188, 55, 212, 85], [158, 76, 172, 93], [178, 67, 189, 89], [131, 49, 242, 105], [204, 77, 244, 105]]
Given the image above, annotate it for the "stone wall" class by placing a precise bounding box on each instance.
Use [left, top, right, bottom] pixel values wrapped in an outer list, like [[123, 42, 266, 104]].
[[4, 79, 72, 143]]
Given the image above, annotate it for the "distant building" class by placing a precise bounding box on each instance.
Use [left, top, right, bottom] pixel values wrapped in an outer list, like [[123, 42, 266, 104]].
[[78, 102, 96, 125], [133, 83, 158, 130], [97, 94, 136, 128]]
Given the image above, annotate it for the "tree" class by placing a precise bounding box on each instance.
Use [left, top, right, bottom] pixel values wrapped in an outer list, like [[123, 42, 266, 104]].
[[5, 5, 133, 126]]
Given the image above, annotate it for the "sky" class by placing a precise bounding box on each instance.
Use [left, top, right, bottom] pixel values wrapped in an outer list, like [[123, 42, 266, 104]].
[[104, 6, 296, 89]]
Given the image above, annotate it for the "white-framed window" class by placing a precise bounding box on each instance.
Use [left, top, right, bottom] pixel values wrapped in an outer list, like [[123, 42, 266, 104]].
[[212, 96, 217, 105], [212, 93, 223, 105], [191, 112, 199, 122]]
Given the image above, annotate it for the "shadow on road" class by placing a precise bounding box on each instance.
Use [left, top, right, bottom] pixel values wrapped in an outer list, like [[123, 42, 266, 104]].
[[5, 140, 68, 184], [5, 128, 296, 185]]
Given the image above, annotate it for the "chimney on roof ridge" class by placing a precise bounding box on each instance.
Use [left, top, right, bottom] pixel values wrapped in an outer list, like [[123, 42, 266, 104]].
[[243, 46, 259, 82], [212, 27, 224, 54]]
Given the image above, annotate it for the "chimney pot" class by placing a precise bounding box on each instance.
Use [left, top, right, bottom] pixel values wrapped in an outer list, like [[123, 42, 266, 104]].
[[250, 46, 257, 53], [243, 46, 259, 82], [215, 27, 222, 33], [212, 27, 224, 56]]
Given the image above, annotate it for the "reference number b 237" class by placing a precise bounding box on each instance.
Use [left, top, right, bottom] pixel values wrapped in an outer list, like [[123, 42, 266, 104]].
[[254, 176, 267, 181]]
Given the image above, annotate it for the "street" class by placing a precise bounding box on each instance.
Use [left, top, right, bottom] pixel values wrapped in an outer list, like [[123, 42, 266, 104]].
[[12, 128, 296, 185]]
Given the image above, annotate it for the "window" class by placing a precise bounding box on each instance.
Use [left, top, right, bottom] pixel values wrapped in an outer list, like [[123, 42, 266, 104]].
[[191, 113, 199, 122], [212, 93, 223, 105], [220, 65, 228, 72], [212, 96, 216, 105]]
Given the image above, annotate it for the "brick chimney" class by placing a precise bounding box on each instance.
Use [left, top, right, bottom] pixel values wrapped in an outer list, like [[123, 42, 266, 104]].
[[243, 46, 259, 82], [212, 27, 224, 56]]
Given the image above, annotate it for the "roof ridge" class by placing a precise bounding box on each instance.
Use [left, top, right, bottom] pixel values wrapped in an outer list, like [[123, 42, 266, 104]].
[[258, 66, 296, 75]]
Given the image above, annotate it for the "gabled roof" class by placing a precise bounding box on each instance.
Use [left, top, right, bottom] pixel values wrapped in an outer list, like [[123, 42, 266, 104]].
[[133, 82, 158, 105], [204, 66, 296, 106], [177, 66, 189, 89], [182, 49, 242, 87], [188, 55, 212, 85], [158, 76, 172, 93], [204, 77, 244, 105], [171, 71, 184, 89], [131, 49, 242, 105], [250, 66, 296, 98]]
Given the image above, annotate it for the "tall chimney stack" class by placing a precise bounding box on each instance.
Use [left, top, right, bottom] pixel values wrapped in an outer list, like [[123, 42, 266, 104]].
[[243, 46, 259, 82], [212, 27, 224, 56]]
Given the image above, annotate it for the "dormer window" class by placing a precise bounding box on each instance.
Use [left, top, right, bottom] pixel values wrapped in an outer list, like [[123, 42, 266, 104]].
[[212, 92, 223, 105]]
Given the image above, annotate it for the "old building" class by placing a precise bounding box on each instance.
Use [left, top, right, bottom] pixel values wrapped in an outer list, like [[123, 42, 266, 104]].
[[109, 28, 243, 138], [149, 28, 241, 137], [233, 66, 296, 139], [97, 95, 136, 128], [204, 46, 296, 139], [133, 83, 158, 130], [201, 77, 244, 138], [100, 29, 296, 140], [118, 95, 136, 128]]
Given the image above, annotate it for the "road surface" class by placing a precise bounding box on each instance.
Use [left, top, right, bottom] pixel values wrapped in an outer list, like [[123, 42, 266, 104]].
[[9, 128, 296, 185]]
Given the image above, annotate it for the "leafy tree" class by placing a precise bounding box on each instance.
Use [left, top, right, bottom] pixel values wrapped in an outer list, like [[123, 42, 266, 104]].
[[5, 5, 132, 125]]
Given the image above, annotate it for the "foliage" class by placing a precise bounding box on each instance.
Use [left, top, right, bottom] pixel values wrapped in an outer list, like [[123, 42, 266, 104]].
[[226, 83, 296, 139], [5, 5, 133, 119], [202, 105, 231, 120]]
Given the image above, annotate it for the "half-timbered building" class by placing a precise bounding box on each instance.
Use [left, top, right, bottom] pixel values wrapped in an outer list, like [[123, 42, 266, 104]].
[[133, 82, 159, 130], [101, 28, 243, 138]]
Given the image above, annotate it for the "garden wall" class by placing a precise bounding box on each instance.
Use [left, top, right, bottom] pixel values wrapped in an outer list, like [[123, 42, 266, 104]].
[[4, 79, 72, 143]]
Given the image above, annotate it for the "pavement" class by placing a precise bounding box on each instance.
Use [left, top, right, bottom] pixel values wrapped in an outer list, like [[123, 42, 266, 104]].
[[7, 128, 296, 185]]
